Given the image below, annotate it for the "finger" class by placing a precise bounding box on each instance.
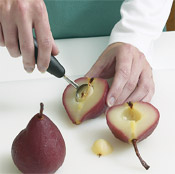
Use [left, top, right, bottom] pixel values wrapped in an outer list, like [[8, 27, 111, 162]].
[[115, 54, 144, 104], [2, 20, 21, 57], [33, 5, 52, 73], [107, 46, 133, 107], [51, 34, 59, 56], [85, 56, 108, 78], [125, 68, 154, 103], [17, 18, 35, 73], [85, 48, 116, 78], [142, 90, 155, 102], [0, 23, 5, 46]]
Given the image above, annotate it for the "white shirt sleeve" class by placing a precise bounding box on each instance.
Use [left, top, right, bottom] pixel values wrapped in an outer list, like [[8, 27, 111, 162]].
[[109, 0, 173, 59]]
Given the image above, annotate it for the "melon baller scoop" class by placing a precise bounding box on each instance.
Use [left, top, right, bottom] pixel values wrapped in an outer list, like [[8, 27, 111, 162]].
[[33, 38, 88, 101]]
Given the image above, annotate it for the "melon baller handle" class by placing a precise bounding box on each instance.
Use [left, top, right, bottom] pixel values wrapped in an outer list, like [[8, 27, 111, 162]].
[[33, 37, 79, 89]]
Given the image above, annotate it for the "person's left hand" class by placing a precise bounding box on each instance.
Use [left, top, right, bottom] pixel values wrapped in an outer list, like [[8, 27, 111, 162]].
[[86, 42, 155, 107]]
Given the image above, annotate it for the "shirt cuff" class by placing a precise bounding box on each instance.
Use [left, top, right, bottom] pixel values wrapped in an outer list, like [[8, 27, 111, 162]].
[[109, 32, 154, 64]]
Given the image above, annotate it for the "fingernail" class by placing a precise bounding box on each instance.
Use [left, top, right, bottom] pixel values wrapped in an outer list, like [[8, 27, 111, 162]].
[[40, 69, 46, 73], [0, 43, 5, 47], [25, 67, 34, 73], [38, 66, 47, 73], [108, 97, 116, 107]]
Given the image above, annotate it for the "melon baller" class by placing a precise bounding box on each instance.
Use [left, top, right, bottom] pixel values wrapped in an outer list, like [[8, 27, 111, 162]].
[[33, 38, 88, 101]]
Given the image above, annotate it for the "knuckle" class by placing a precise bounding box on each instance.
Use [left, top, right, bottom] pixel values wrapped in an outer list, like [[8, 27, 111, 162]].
[[110, 85, 122, 99], [34, 1, 45, 15], [39, 37, 52, 49], [138, 52, 146, 62], [0, 3, 9, 16], [15, 0, 27, 16], [126, 81, 136, 92], [122, 43, 133, 53], [141, 82, 150, 94], [20, 42, 33, 53], [139, 52, 145, 59], [118, 67, 130, 80]]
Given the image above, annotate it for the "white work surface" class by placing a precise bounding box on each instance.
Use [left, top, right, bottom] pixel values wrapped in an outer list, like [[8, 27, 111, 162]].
[[0, 32, 175, 174]]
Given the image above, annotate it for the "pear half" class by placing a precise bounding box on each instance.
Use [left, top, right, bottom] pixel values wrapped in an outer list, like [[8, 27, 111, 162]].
[[106, 101, 160, 170], [62, 77, 109, 124]]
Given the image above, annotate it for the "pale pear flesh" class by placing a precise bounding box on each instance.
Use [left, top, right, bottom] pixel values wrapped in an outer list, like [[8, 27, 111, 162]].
[[63, 77, 109, 124], [107, 102, 160, 143]]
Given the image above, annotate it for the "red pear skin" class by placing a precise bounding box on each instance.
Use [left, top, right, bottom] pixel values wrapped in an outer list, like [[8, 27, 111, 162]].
[[63, 77, 109, 124], [106, 102, 160, 143], [106, 102, 160, 170], [11, 103, 66, 174]]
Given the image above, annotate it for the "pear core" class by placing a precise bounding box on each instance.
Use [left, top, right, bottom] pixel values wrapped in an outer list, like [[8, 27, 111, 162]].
[[122, 108, 141, 122], [76, 85, 94, 102]]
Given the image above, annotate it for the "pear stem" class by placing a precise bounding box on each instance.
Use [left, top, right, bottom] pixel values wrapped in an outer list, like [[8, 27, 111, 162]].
[[38, 103, 44, 118], [98, 154, 102, 158], [132, 139, 150, 170], [127, 101, 133, 108]]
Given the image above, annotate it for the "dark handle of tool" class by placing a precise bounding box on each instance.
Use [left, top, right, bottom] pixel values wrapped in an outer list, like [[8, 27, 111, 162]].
[[33, 37, 65, 78]]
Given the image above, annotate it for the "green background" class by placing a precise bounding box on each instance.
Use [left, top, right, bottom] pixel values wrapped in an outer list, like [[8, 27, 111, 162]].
[[44, 0, 123, 39]]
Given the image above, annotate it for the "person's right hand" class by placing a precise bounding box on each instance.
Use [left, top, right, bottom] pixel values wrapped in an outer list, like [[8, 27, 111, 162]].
[[0, 0, 58, 73]]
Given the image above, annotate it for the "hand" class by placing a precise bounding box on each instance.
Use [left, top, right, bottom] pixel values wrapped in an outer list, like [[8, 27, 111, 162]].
[[0, 0, 58, 73], [86, 42, 155, 107]]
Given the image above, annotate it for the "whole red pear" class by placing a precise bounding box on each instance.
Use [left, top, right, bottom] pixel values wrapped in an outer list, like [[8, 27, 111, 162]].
[[11, 103, 66, 174]]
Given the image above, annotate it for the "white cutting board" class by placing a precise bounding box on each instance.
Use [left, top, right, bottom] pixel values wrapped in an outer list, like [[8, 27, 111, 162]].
[[1, 32, 175, 173], [0, 70, 175, 174]]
